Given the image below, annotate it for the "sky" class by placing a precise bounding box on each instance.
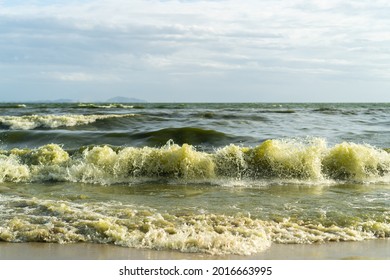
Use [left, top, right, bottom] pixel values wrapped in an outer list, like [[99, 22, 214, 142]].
[[0, 0, 390, 102]]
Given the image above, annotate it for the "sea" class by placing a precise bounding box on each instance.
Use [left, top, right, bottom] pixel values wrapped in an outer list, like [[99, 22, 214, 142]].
[[0, 102, 389, 256]]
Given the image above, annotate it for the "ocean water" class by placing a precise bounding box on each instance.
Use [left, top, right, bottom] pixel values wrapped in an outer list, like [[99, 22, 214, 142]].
[[0, 103, 389, 256]]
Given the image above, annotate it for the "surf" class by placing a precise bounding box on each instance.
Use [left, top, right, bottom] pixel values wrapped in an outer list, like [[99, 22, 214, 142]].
[[0, 114, 137, 130], [0, 195, 388, 255], [0, 138, 389, 185]]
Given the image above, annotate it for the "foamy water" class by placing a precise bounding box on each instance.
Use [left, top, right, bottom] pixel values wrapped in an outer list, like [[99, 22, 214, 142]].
[[0, 140, 389, 184], [0, 114, 136, 130], [0, 103, 389, 255]]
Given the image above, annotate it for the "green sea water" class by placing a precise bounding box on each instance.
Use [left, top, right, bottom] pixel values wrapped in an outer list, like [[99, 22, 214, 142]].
[[0, 103, 389, 255]]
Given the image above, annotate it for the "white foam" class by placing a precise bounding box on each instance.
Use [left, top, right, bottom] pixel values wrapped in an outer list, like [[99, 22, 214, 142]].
[[0, 114, 136, 130]]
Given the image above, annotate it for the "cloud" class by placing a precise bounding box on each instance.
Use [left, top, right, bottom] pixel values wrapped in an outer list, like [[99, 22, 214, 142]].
[[0, 0, 390, 101], [44, 71, 120, 82]]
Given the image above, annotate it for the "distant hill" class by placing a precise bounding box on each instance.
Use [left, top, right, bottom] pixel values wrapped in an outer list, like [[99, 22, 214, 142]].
[[106, 96, 146, 103]]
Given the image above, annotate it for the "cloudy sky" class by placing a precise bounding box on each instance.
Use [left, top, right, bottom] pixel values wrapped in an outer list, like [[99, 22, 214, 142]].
[[1, 0, 390, 102]]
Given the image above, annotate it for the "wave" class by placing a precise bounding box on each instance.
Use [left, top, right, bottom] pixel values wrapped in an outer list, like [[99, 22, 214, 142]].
[[263, 109, 296, 114], [0, 104, 27, 109], [130, 127, 250, 147], [0, 114, 136, 130], [0, 195, 388, 255], [194, 112, 269, 122], [0, 127, 254, 150], [312, 107, 357, 115], [77, 103, 141, 109], [0, 139, 389, 185]]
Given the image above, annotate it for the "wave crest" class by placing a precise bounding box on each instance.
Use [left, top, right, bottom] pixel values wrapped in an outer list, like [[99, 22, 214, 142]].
[[0, 139, 389, 184], [78, 103, 137, 109], [0, 114, 136, 130]]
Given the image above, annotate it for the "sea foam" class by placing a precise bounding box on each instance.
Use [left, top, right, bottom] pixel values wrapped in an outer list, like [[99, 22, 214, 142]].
[[0, 139, 389, 185], [0, 114, 136, 130], [1, 196, 388, 255]]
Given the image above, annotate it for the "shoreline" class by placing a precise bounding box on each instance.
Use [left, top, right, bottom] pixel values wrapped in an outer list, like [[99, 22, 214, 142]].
[[1, 239, 389, 260]]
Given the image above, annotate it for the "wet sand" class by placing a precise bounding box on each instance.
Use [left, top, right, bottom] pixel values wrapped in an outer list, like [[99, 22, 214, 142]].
[[0, 239, 389, 260]]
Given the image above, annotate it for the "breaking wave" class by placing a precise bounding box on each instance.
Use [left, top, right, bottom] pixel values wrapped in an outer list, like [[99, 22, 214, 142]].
[[0, 114, 136, 130], [77, 103, 138, 109], [0, 138, 389, 185]]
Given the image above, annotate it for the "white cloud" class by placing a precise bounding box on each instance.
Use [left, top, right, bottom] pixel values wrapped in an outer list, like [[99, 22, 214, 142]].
[[44, 71, 120, 82], [1, 0, 390, 101]]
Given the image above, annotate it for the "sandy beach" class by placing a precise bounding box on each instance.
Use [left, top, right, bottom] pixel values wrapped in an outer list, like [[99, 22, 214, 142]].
[[0, 239, 389, 260]]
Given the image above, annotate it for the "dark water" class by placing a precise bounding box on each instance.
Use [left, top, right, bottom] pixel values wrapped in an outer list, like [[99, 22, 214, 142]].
[[0, 103, 389, 256], [0, 102, 389, 149]]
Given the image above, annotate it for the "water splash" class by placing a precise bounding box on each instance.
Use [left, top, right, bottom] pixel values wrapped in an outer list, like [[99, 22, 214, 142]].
[[0, 138, 389, 185]]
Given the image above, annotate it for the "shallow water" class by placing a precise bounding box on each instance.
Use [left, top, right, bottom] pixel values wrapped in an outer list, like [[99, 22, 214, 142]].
[[0, 103, 389, 255]]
